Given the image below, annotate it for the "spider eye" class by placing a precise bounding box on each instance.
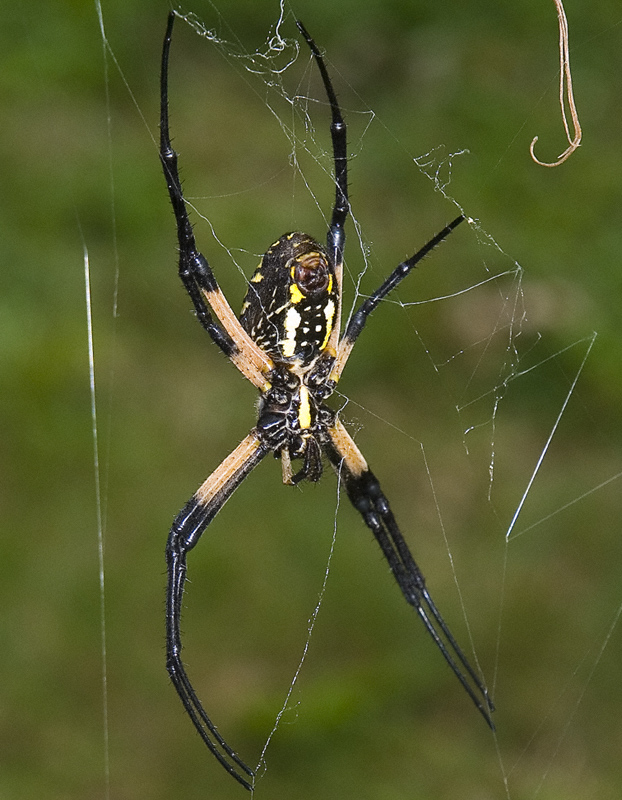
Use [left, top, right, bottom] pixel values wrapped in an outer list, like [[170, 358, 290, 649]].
[[293, 253, 330, 296]]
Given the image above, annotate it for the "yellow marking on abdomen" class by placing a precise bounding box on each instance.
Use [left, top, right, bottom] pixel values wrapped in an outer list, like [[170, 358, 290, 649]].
[[282, 306, 301, 357], [289, 283, 304, 304], [298, 385, 311, 429], [319, 298, 336, 350]]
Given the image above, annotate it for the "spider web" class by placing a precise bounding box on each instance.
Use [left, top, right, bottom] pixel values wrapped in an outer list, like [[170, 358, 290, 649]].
[[72, 3, 622, 799]]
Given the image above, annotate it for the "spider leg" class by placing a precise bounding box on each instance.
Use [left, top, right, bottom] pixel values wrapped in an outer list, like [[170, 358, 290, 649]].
[[296, 20, 347, 354], [160, 12, 273, 390], [330, 215, 465, 383], [166, 431, 270, 790], [296, 21, 349, 258], [325, 418, 495, 728]]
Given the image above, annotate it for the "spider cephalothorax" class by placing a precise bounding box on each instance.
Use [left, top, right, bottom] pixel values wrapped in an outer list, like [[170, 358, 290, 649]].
[[256, 360, 336, 486], [160, 11, 493, 791]]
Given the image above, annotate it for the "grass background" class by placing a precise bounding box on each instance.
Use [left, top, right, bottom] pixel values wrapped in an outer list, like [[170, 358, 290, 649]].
[[2, 1, 622, 798]]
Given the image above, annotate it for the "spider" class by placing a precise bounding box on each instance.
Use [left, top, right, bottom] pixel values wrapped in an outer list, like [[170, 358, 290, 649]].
[[160, 11, 494, 791]]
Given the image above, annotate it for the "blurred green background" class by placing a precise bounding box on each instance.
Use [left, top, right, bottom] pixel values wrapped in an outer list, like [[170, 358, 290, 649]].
[[2, 1, 622, 798]]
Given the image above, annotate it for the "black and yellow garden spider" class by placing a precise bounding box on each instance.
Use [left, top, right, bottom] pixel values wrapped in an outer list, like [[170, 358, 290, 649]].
[[160, 11, 494, 791]]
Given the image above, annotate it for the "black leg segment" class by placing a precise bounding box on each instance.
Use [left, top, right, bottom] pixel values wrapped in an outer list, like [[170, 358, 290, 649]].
[[296, 20, 349, 267], [344, 215, 465, 350], [165, 434, 270, 790], [160, 12, 237, 358], [325, 427, 494, 728]]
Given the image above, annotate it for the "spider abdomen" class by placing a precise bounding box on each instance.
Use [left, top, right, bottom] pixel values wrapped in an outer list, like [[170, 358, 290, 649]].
[[240, 232, 339, 367]]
